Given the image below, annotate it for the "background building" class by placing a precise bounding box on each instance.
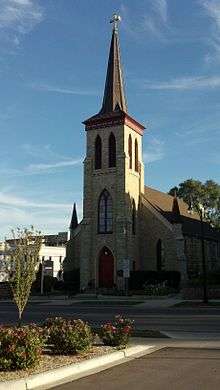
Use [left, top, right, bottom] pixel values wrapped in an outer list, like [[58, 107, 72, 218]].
[[5, 232, 67, 279]]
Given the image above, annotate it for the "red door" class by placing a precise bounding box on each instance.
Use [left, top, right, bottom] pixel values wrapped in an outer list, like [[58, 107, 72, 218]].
[[99, 247, 114, 288]]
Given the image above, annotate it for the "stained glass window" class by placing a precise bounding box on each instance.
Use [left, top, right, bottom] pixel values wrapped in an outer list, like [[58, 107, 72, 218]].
[[98, 190, 113, 233]]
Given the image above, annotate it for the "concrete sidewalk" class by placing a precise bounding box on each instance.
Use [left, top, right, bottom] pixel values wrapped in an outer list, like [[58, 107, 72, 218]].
[[0, 295, 184, 308]]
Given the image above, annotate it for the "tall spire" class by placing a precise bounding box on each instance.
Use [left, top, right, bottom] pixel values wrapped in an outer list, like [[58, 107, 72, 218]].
[[99, 13, 127, 114], [70, 203, 78, 232], [172, 191, 181, 223]]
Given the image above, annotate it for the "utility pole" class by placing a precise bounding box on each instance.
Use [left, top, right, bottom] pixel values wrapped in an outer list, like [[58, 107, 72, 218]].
[[199, 209, 208, 303], [40, 258, 44, 295], [188, 199, 208, 303]]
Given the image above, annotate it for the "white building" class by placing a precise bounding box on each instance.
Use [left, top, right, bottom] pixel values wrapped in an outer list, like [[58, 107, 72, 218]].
[[0, 242, 10, 282], [39, 244, 66, 278], [4, 232, 68, 280]]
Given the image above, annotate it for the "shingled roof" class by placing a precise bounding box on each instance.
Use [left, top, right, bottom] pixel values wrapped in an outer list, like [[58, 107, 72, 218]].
[[99, 25, 127, 115], [84, 19, 127, 125], [144, 186, 220, 241]]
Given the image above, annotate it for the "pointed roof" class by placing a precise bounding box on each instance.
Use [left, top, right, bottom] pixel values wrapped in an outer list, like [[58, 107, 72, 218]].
[[172, 191, 181, 223], [99, 25, 127, 115], [70, 203, 78, 231], [83, 15, 145, 135], [143, 186, 220, 240]]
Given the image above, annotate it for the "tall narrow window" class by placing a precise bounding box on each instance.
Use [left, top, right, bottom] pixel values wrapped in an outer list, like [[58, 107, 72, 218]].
[[132, 200, 136, 235], [109, 132, 116, 167], [128, 134, 132, 169], [135, 139, 138, 172], [98, 190, 113, 233], [95, 135, 102, 169]]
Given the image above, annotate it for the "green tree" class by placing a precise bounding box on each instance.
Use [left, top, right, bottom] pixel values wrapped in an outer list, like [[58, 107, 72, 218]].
[[6, 227, 42, 324], [169, 179, 220, 228]]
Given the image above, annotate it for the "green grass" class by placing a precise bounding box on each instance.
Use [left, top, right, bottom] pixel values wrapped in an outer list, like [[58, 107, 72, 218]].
[[92, 327, 168, 338], [174, 301, 220, 308], [73, 300, 143, 306]]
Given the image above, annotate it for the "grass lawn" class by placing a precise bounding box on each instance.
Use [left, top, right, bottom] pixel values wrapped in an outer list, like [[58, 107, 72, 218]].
[[131, 329, 169, 338], [174, 301, 220, 308], [92, 327, 168, 338], [73, 300, 144, 306]]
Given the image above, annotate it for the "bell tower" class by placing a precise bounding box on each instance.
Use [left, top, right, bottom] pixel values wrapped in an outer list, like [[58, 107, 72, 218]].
[[80, 14, 145, 290]]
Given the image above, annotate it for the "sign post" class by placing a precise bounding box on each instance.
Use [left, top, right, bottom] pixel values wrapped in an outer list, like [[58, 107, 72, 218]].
[[123, 259, 130, 296], [40, 260, 44, 296]]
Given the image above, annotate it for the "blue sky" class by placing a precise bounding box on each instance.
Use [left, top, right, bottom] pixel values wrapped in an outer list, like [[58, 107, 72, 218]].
[[0, 0, 220, 239]]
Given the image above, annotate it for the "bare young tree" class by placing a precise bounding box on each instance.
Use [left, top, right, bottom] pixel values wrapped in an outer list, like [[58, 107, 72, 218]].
[[7, 226, 42, 324]]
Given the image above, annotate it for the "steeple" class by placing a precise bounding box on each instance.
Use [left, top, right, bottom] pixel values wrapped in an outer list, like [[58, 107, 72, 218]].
[[99, 13, 127, 114], [70, 203, 78, 232], [172, 191, 181, 223], [83, 14, 145, 134]]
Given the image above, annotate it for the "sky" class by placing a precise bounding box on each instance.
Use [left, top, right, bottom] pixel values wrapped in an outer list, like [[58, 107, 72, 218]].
[[0, 0, 220, 239]]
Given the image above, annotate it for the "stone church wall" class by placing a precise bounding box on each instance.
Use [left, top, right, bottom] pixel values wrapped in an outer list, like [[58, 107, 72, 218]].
[[63, 229, 81, 272], [184, 236, 220, 277], [139, 200, 179, 272]]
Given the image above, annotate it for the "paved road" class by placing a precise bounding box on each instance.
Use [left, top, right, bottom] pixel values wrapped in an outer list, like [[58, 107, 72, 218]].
[[1, 301, 220, 338], [53, 347, 220, 390]]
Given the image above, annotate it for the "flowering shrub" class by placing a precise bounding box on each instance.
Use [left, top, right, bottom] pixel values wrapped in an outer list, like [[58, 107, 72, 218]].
[[0, 325, 44, 370], [43, 317, 93, 355], [143, 282, 173, 296], [99, 315, 134, 348]]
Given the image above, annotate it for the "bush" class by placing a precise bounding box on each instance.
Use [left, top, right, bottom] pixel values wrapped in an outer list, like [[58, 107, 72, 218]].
[[63, 269, 80, 295], [31, 269, 56, 294], [188, 271, 220, 287], [99, 316, 134, 348], [143, 283, 174, 296], [43, 317, 93, 355], [129, 270, 181, 290], [0, 325, 44, 370], [43, 275, 56, 294], [53, 279, 65, 291]]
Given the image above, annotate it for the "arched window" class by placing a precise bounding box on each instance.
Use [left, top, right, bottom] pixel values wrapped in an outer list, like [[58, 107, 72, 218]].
[[98, 190, 113, 233], [128, 134, 132, 169], [135, 139, 138, 172], [95, 135, 102, 169], [109, 132, 116, 167], [132, 200, 136, 235]]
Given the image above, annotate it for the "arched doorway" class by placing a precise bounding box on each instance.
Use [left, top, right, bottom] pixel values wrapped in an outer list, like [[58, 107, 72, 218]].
[[99, 247, 114, 288]]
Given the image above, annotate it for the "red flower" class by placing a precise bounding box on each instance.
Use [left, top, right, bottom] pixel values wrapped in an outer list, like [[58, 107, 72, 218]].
[[123, 325, 131, 334]]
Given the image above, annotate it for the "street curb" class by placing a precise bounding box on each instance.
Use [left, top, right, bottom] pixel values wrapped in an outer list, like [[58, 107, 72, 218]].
[[0, 345, 157, 390]]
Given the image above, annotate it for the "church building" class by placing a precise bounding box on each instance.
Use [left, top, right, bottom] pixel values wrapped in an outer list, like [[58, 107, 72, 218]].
[[64, 15, 220, 291]]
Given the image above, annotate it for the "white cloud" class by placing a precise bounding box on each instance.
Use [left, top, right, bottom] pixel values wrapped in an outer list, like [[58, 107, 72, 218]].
[[121, 0, 169, 41], [27, 159, 82, 173], [0, 144, 82, 176], [142, 75, 220, 90], [143, 0, 168, 37], [0, 191, 71, 209], [200, 0, 220, 63], [0, 192, 83, 240], [0, 160, 82, 177], [30, 83, 97, 96], [143, 137, 164, 163], [0, 0, 43, 47]]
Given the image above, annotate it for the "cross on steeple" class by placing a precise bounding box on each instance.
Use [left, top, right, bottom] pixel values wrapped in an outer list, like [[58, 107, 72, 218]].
[[98, 13, 127, 114], [110, 13, 121, 32]]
